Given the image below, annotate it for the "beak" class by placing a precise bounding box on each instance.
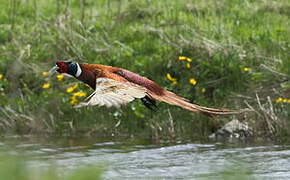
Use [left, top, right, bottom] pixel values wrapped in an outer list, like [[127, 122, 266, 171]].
[[49, 61, 64, 75], [48, 65, 59, 76], [55, 61, 62, 72]]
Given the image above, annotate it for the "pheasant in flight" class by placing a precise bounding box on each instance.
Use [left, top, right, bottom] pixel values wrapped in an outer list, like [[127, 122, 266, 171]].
[[54, 61, 242, 115]]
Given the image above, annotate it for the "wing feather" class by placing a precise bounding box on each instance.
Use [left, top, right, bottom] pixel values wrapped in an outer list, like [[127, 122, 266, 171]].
[[75, 78, 147, 108]]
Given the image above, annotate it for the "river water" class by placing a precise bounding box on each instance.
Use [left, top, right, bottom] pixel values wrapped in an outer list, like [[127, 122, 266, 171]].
[[0, 136, 290, 179]]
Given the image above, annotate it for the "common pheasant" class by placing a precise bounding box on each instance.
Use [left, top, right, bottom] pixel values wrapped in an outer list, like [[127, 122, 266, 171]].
[[54, 61, 243, 115]]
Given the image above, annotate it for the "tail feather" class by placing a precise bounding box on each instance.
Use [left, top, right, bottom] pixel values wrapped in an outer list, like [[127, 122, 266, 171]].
[[150, 90, 243, 115]]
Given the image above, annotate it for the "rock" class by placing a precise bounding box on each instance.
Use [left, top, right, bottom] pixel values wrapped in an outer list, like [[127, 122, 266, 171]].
[[209, 119, 253, 139]]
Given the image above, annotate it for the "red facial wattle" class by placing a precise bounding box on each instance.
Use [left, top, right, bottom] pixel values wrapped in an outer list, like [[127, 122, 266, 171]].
[[56, 61, 69, 73]]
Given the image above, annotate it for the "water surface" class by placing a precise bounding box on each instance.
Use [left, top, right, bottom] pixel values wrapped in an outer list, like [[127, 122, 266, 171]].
[[0, 136, 289, 179]]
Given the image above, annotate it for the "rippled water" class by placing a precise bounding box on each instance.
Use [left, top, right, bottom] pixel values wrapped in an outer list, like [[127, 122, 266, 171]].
[[0, 136, 290, 179]]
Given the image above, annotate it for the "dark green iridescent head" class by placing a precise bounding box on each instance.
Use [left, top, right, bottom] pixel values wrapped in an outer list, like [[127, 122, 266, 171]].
[[56, 61, 81, 77]]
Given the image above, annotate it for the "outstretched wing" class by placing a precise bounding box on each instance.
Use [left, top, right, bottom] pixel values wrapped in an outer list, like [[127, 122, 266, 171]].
[[75, 78, 147, 108], [114, 69, 165, 95]]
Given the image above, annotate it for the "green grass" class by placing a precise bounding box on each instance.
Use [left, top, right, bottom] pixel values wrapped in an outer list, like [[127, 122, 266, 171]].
[[0, 155, 104, 180], [0, 0, 289, 139]]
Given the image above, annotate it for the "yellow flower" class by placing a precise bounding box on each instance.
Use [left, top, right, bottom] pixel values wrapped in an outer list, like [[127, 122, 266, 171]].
[[178, 56, 192, 62], [242, 67, 251, 72], [283, 99, 288, 103], [189, 78, 197, 85], [186, 63, 191, 69], [179, 56, 187, 60], [42, 71, 49, 76], [186, 57, 192, 62], [42, 83, 51, 89], [201, 88, 206, 93], [69, 91, 86, 105], [66, 84, 78, 93], [171, 81, 177, 85], [166, 73, 177, 82], [70, 96, 78, 105], [56, 74, 64, 81], [275, 97, 283, 103], [166, 73, 177, 85], [73, 91, 87, 97], [0, 74, 3, 80]]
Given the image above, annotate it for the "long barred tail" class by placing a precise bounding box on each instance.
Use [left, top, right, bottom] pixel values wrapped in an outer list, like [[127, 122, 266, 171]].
[[150, 90, 244, 115]]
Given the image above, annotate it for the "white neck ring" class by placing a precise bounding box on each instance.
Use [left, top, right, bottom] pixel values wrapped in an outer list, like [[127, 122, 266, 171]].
[[75, 63, 82, 77]]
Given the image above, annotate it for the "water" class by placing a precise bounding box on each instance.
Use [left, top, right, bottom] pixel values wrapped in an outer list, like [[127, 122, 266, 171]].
[[0, 136, 290, 179]]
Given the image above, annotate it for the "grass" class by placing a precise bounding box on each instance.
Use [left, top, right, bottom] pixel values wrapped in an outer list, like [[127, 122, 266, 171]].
[[0, 155, 104, 180], [0, 0, 289, 139]]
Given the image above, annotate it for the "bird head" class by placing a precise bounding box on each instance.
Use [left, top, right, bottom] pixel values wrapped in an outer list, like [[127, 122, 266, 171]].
[[55, 61, 82, 77]]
